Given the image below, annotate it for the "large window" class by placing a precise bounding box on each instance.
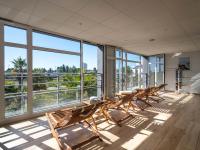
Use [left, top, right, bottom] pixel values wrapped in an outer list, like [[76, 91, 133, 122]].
[[1, 22, 104, 121], [115, 49, 141, 92], [115, 49, 123, 92], [83, 43, 103, 99], [116, 59, 122, 92], [32, 31, 81, 112], [33, 32, 80, 52], [126, 62, 140, 90], [4, 26, 27, 44], [148, 54, 164, 86], [4, 26, 28, 117], [33, 50, 80, 111]]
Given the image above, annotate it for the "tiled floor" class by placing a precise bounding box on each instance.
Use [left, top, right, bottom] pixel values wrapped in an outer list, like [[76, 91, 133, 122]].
[[0, 92, 200, 150]]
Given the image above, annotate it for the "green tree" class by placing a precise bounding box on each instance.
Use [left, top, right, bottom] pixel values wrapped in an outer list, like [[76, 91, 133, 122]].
[[12, 57, 27, 90]]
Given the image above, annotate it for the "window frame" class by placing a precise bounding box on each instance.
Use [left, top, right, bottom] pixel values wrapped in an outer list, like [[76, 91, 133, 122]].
[[114, 48, 142, 92], [0, 19, 104, 124], [148, 54, 165, 86], [82, 42, 104, 100]]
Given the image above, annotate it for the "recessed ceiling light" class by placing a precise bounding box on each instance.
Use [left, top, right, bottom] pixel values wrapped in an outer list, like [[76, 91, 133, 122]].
[[173, 52, 182, 57], [149, 38, 155, 42]]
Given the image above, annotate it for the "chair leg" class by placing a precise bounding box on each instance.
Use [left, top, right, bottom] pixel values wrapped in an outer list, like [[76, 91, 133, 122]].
[[84, 120, 103, 142], [90, 116, 98, 131], [101, 108, 111, 124], [137, 98, 152, 107], [46, 113, 65, 150]]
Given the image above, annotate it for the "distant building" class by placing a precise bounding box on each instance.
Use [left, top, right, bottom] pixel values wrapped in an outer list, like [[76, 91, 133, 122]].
[[83, 63, 87, 71]]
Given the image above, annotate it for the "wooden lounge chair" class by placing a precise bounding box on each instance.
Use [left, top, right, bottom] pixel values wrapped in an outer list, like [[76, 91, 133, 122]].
[[133, 88, 153, 109], [46, 102, 103, 150], [133, 84, 167, 108], [149, 84, 167, 99], [102, 92, 137, 126]]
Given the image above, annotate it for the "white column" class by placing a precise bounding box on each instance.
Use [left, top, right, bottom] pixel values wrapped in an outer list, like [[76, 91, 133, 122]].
[[27, 28, 33, 114], [80, 41, 83, 101], [0, 21, 5, 120]]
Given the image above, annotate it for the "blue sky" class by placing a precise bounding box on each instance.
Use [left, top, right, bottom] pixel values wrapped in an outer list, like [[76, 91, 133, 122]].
[[4, 26, 100, 70]]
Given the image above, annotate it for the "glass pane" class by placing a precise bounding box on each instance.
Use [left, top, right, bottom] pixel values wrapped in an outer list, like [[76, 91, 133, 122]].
[[149, 56, 156, 86], [123, 51, 126, 60], [4, 25, 27, 45], [83, 43, 103, 99], [156, 64, 164, 85], [32, 50, 80, 111], [156, 54, 164, 64], [83, 74, 98, 99], [148, 55, 164, 86], [33, 32, 80, 52], [127, 53, 140, 62], [116, 49, 122, 58], [4, 46, 27, 117], [122, 61, 126, 90], [126, 62, 140, 90], [115, 59, 122, 92]]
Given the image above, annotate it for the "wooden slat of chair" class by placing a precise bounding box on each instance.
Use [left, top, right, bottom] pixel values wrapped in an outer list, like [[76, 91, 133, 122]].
[[148, 84, 168, 102], [46, 102, 103, 150], [133, 88, 152, 110], [101, 92, 137, 127]]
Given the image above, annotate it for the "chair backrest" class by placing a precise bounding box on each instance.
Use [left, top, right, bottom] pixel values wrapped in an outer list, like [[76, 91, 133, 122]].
[[47, 102, 103, 129], [105, 91, 138, 109], [136, 87, 151, 99], [158, 84, 167, 90]]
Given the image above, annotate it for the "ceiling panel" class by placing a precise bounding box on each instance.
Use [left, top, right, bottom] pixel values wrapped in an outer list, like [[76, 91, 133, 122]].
[[0, 0, 37, 14], [77, 0, 119, 22], [28, 15, 62, 31], [101, 13, 135, 30], [80, 24, 115, 37], [0, 0, 199, 55], [62, 13, 99, 32], [47, 0, 90, 12], [32, 1, 74, 24]]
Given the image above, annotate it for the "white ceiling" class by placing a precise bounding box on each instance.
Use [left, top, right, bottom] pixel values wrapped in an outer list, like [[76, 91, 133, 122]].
[[0, 0, 200, 55]]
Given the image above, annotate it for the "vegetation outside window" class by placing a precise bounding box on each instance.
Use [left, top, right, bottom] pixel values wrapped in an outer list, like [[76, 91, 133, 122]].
[[4, 46, 28, 117]]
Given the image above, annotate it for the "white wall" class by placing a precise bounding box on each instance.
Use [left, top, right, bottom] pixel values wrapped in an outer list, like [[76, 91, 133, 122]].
[[165, 51, 200, 94]]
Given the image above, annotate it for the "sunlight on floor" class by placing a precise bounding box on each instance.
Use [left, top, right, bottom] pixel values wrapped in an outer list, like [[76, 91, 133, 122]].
[[30, 129, 51, 139], [42, 138, 60, 150], [179, 94, 194, 104], [23, 145, 43, 150], [0, 133, 19, 143], [0, 93, 195, 150], [121, 129, 153, 150], [10, 121, 35, 129], [154, 113, 172, 121], [4, 138, 28, 149], [22, 126, 46, 135], [100, 130, 120, 142]]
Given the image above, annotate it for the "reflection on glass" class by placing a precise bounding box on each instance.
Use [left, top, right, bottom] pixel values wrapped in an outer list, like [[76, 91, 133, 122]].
[[33, 32, 80, 52], [127, 62, 140, 90], [127, 53, 140, 62], [123, 51, 126, 60], [122, 61, 126, 90], [4, 46, 27, 117], [148, 54, 164, 86], [32, 50, 80, 111], [116, 59, 122, 92], [116, 49, 122, 58], [4, 26, 27, 45]]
